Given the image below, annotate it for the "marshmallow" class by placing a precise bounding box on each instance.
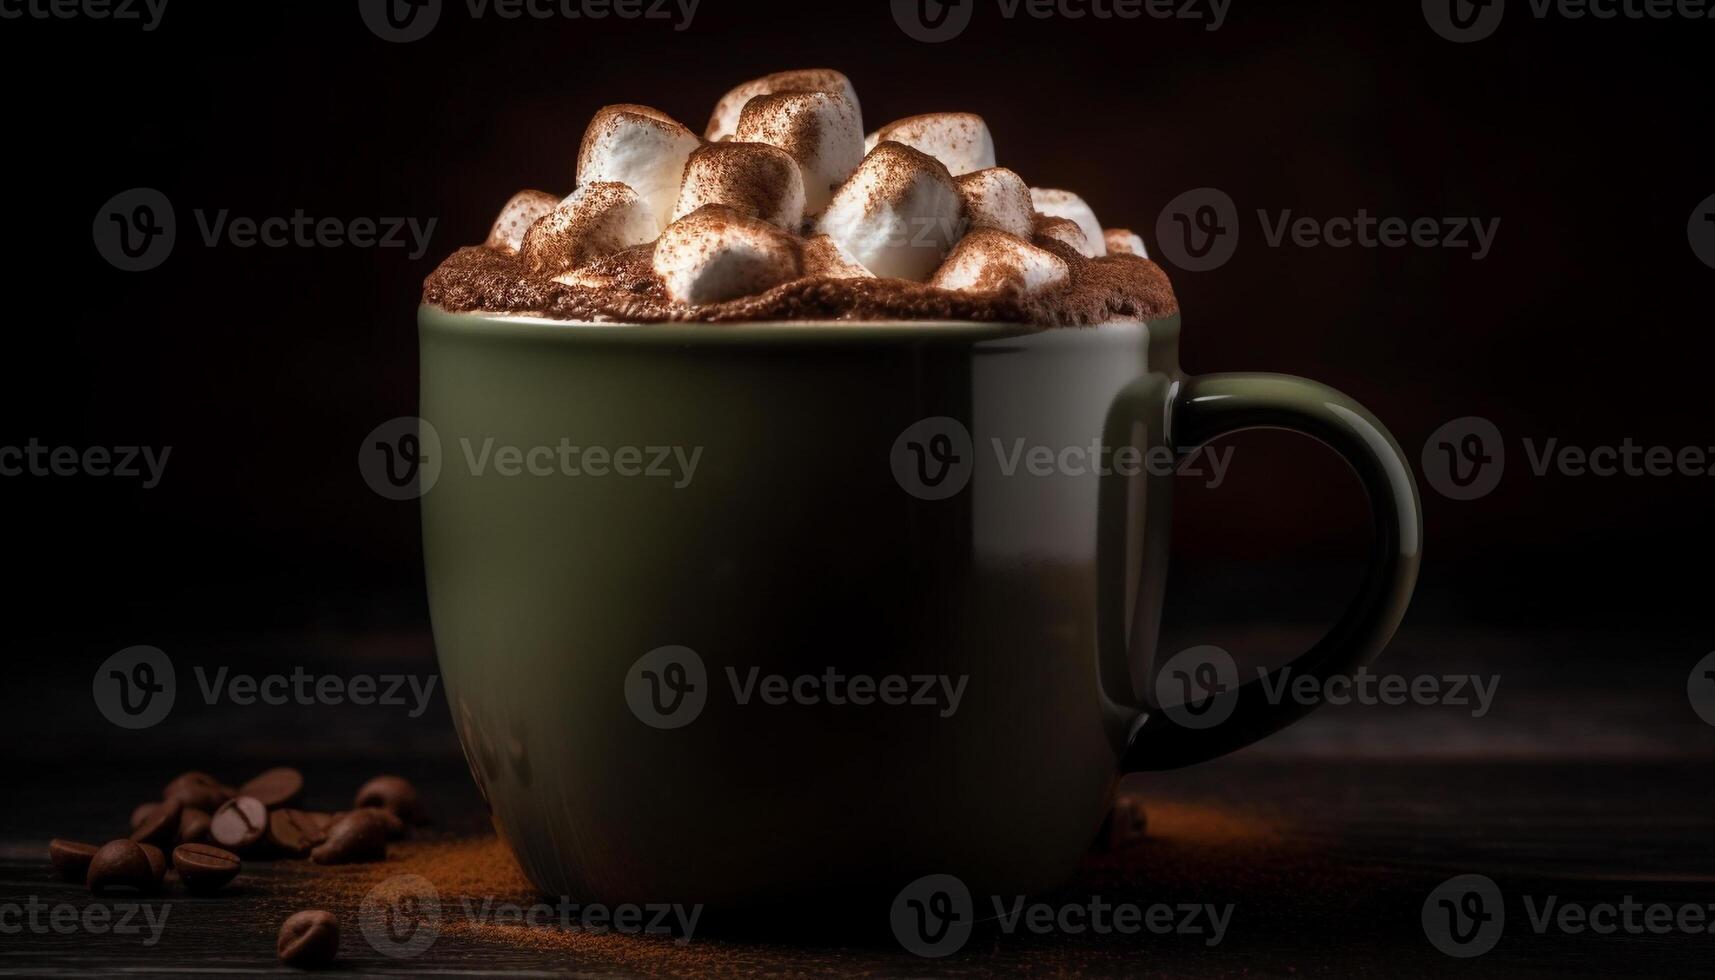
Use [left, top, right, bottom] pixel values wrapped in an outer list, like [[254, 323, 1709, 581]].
[[801, 233, 873, 279], [736, 92, 864, 214], [1033, 213, 1092, 255], [705, 69, 860, 142], [520, 182, 657, 277], [1105, 228, 1148, 258], [1029, 188, 1106, 257], [672, 142, 806, 231], [869, 113, 995, 177], [818, 142, 964, 282], [556, 266, 619, 289], [653, 204, 804, 305], [957, 167, 1034, 239], [576, 104, 702, 232], [486, 189, 560, 253], [931, 229, 1069, 295]]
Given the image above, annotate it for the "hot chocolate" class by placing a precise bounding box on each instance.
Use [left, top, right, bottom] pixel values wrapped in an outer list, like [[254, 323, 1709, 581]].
[[422, 70, 1178, 326]]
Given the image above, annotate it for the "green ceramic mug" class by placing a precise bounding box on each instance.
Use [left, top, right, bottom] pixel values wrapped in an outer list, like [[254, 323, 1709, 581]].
[[419, 306, 1420, 910]]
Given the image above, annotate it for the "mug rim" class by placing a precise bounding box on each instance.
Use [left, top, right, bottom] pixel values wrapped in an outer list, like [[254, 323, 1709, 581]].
[[419, 304, 1180, 346]]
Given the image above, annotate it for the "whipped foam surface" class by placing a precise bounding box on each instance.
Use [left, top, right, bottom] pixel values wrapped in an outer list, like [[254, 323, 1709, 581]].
[[424, 68, 1182, 326], [422, 236, 1177, 326]]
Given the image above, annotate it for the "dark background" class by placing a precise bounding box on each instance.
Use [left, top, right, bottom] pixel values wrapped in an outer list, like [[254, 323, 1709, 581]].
[[3, 3, 1714, 976], [0, 0, 1709, 719]]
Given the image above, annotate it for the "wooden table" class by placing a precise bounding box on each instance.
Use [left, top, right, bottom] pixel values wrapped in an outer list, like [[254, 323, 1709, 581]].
[[6, 626, 1713, 977]]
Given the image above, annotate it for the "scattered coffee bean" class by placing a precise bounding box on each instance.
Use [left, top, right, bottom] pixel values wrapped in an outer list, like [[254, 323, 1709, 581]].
[[87, 840, 158, 894], [1093, 792, 1149, 853], [174, 843, 241, 894], [48, 839, 99, 882], [267, 809, 325, 858], [179, 807, 212, 845], [354, 775, 421, 824], [300, 811, 337, 836], [211, 796, 269, 851], [129, 801, 162, 833], [239, 767, 304, 808], [163, 771, 234, 812], [137, 842, 168, 883], [129, 797, 184, 848], [277, 909, 339, 968], [356, 805, 405, 840], [309, 809, 387, 865]]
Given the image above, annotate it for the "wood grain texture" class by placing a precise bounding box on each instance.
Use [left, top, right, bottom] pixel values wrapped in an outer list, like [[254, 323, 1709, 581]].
[[4, 758, 1713, 977], [6, 628, 1713, 976]]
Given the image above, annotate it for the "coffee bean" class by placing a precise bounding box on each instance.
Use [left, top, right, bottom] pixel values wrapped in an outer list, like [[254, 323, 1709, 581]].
[[174, 843, 240, 894], [277, 909, 339, 968], [267, 809, 326, 858], [179, 807, 212, 845], [48, 839, 99, 882], [354, 775, 421, 824], [163, 771, 234, 812], [137, 842, 167, 883], [357, 805, 405, 840], [309, 809, 387, 865], [129, 797, 183, 848], [1093, 792, 1149, 853], [210, 797, 269, 851], [87, 840, 158, 894], [239, 767, 304, 808], [129, 801, 162, 833], [300, 811, 337, 836]]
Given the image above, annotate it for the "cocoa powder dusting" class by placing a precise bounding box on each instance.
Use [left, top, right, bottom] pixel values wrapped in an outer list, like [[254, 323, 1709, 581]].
[[278, 836, 702, 962], [271, 834, 865, 973], [423, 236, 1178, 326], [678, 143, 797, 224], [269, 804, 1291, 975]]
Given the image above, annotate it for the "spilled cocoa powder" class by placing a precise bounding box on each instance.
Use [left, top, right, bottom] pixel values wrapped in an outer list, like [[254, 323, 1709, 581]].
[[274, 835, 869, 973], [422, 235, 1178, 326], [277, 836, 701, 962], [281, 836, 534, 907], [268, 802, 1308, 976]]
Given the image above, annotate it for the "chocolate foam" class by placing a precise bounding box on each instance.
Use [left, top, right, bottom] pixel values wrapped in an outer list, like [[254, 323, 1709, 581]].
[[422, 235, 1179, 327]]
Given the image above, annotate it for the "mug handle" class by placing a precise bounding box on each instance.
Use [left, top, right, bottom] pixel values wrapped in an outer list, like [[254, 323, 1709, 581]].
[[1115, 373, 1423, 771]]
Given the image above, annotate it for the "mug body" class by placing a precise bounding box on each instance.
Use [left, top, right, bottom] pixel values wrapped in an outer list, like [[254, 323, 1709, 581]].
[[420, 307, 1183, 909]]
